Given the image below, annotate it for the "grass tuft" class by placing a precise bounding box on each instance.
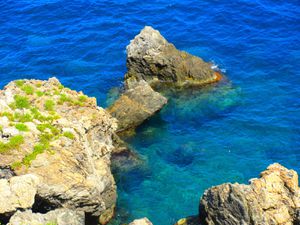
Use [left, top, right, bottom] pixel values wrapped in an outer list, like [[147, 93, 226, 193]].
[[13, 95, 30, 109], [15, 123, 29, 132], [0, 135, 24, 153], [44, 99, 55, 111], [15, 80, 25, 87], [21, 85, 34, 95], [63, 131, 75, 140]]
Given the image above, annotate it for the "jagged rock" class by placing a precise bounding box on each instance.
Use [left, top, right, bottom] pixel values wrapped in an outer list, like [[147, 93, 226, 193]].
[[0, 174, 39, 215], [108, 81, 167, 134], [125, 26, 222, 89], [199, 163, 300, 225], [0, 78, 118, 223], [8, 208, 84, 225], [129, 218, 153, 225]]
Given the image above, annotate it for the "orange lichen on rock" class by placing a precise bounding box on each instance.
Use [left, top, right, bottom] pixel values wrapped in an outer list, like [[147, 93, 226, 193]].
[[214, 71, 223, 82]]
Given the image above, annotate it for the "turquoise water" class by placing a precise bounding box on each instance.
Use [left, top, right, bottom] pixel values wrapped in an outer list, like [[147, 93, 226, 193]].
[[0, 1, 299, 224]]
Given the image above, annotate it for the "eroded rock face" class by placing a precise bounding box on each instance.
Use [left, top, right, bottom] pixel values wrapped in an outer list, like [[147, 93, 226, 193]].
[[0, 174, 39, 215], [199, 163, 300, 225], [0, 78, 117, 222], [125, 26, 222, 89], [8, 209, 84, 225], [129, 218, 153, 225], [108, 81, 167, 134]]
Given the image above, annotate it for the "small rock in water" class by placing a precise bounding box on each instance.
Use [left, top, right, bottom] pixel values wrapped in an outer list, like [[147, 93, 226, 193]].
[[107, 81, 167, 134], [129, 217, 153, 225], [125, 26, 222, 88]]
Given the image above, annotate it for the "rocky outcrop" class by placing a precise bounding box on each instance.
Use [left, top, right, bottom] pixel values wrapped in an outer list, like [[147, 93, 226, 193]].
[[0, 174, 39, 216], [0, 78, 117, 223], [199, 163, 300, 225], [8, 209, 84, 225], [129, 218, 153, 225], [107, 81, 167, 134], [125, 26, 222, 89]]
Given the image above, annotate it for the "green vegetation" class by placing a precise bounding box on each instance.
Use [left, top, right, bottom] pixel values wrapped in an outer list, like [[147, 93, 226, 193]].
[[30, 107, 60, 122], [21, 85, 34, 95], [0, 125, 2, 132], [58, 93, 72, 105], [78, 95, 87, 102], [37, 123, 59, 135], [45, 221, 57, 225], [44, 99, 55, 111], [13, 95, 30, 109], [22, 143, 48, 166], [63, 131, 75, 140], [0, 135, 24, 153], [15, 123, 29, 132], [53, 90, 60, 95], [14, 112, 33, 122], [35, 83, 42, 88], [36, 91, 44, 97], [15, 80, 25, 87], [58, 84, 64, 90], [1, 112, 14, 121]]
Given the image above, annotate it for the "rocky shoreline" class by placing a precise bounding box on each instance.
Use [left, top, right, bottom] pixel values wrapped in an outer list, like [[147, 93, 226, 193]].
[[0, 26, 298, 225]]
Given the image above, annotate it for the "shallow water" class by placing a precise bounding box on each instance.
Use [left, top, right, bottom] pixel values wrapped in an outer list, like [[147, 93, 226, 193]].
[[0, 0, 299, 224]]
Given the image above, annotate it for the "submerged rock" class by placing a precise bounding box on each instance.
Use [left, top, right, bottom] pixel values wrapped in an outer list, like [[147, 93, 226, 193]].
[[108, 81, 167, 134], [199, 163, 300, 225], [129, 218, 153, 225], [8, 208, 84, 225], [125, 26, 222, 89], [0, 174, 39, 216], [0, 78, 117, 223]]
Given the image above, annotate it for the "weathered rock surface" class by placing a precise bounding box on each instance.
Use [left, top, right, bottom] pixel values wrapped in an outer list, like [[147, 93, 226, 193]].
[[0, 78, 118, 223], [129, 217, 153, 225], [125, 26, 222, 89], [108, 81, 167, 133], [0, 174, 39, 215], [199, 163, 300, 225], [8, 208, 84, 225]]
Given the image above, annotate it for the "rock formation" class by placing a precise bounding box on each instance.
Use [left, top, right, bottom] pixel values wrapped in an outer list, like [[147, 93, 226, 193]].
[[0, 174, 39, 216], [125, 26, 222, 89], [129, 218, 153, 225], [199, 163, 300, 225], [0, 78, 117, 224], [107, 81, 167, 134], [8, 209, 84, 225]]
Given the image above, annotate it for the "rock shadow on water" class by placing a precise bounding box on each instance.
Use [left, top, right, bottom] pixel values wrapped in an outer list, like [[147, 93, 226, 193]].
[[159, 81, 242, 128], [156, 143, 201, 168]]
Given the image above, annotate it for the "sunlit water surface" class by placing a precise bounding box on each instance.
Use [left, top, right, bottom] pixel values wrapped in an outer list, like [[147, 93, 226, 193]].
[[0, 0, 299, 224]]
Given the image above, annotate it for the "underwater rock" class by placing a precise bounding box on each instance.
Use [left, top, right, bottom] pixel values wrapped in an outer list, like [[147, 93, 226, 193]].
[[129, 218, 153, 225], [0, 78, 117, 223], [199, 163, 300, 225], [125, 26, 222, 89], [0, 174, 39, 216], [8, 208, 84, 225], [108, 81, 167, 134]]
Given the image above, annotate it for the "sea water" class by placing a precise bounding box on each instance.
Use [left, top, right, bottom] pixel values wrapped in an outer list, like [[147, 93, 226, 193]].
[[0, 1, 299, 224]]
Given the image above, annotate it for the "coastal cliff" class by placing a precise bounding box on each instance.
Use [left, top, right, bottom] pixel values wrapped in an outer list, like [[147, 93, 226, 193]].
[[0, 78, 117, 224], [176, 163, 300, 225]]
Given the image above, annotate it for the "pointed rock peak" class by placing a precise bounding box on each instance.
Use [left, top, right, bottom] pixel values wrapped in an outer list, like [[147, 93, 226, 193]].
[[127, 26, 169, 57]]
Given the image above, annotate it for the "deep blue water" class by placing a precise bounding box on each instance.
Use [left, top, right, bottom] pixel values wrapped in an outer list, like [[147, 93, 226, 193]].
[[0, 0, 299, 224]]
